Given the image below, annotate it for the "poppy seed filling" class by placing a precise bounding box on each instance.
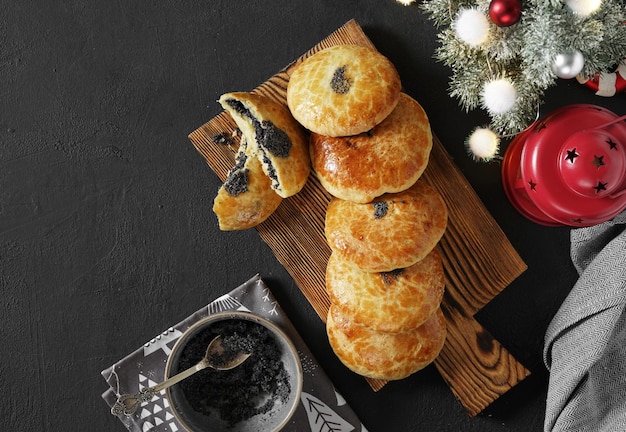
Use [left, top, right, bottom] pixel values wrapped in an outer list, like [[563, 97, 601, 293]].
[[373, 201, 389, 219], [381, 268, 405, 285], [223, 152, 249, 196], [225, 99, 292, 158], [262, 153, 279, 184], [330, 65, 351, 94], [212, 131, 233, 145], [175, 319, 291, 428], [257, 120, 291, 157]]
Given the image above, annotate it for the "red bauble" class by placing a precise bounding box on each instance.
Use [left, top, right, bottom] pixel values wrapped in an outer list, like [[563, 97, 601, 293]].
[[489, 0, 522, 27]]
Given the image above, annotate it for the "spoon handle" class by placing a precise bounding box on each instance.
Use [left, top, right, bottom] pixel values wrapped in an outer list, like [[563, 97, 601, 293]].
[[111, 361, 208, 417], [152, 361, 208, 393]]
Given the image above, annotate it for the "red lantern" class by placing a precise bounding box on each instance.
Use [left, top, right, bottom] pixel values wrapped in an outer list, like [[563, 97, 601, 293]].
[[489, 0, 522, 27], [502, 105, 626, 227]]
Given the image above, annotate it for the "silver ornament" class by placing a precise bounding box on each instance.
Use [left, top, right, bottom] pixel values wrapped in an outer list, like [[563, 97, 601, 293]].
[[551, 50, 585, 79]]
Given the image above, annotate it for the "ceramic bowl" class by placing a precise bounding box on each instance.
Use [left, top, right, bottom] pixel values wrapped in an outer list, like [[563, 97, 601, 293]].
[[165, 311, 303, 432]]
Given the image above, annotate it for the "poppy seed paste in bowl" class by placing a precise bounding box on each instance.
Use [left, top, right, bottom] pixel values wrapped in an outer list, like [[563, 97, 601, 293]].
[[173, 319, 291, 428]]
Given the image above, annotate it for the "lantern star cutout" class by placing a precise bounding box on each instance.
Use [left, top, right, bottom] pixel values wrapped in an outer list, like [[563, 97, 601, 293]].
[[528, 179, 537, 191], [594, 181, 608, 193], [592, 155, 605, 169], [565, 148, 579, 163], [607, 139, 617, 150]]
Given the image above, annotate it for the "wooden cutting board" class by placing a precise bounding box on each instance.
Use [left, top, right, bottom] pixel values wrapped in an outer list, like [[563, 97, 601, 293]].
[[188, 19, 529, 417]]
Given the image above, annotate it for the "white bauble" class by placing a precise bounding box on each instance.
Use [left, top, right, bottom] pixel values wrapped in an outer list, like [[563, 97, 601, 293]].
[[481, 78, 517, 115], [551, 50, 585, 79], [566, 0, 602, 17], [467, 128, 500, 161], [454, 8, 491, 47]]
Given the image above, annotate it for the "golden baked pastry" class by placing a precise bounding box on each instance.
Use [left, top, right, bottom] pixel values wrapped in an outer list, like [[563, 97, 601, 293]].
[[310, 93, 433, 203], [286, 45, 401, 137], [213, 137, 283, 230], [326, 248, 445, 333], [219, 92, 310, 198], [326, 305, 447, 380], [325, 180, 448, 272]]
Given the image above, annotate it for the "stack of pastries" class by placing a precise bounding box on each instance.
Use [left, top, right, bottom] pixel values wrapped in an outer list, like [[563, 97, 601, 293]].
[[211, 44, 448, 381], [287, 44, 449, 381]]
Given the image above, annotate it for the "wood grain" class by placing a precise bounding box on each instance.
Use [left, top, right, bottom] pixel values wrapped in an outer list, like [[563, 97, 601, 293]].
[[188, 19, 529, 417]]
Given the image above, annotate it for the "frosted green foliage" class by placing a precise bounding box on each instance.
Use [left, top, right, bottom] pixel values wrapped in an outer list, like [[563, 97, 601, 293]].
[[421, 0, 626, 135]]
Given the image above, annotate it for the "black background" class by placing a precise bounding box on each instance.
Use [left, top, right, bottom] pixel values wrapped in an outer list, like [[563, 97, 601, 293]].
[[2, 1, 624, 431]]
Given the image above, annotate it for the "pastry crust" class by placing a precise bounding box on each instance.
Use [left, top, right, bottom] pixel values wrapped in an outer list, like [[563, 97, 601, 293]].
[[325, 180, 448, 272], [326, 248, 445, 333], [219, 92, 310, 198], [326, 305, 447, 380], [213, 138, 283, 230], [310, 93, 433, 203], [287, 45, 401, 137]]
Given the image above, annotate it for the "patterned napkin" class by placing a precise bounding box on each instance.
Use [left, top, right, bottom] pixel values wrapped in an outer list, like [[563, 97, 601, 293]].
[[101, 274, 367, 432], [544, 211, 626, 431]]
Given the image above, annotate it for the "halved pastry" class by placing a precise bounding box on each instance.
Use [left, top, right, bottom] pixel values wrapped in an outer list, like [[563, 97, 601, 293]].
[[219, 92, 310, 198], [212, 137, 283, 231]]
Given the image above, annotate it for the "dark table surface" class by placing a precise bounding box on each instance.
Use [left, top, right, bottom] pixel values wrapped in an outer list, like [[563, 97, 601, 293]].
[[2, 1, 624, 431]]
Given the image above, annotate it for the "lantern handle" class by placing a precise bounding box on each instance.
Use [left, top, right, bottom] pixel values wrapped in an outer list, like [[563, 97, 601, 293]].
[[585, 114, 626, 132]]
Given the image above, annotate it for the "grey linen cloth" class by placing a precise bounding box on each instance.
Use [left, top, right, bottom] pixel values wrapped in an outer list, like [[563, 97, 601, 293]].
[[544, 211, 626, 432]]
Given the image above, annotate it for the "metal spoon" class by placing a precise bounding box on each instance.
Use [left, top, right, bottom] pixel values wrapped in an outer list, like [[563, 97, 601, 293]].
[[111, 335, 252, 417]]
